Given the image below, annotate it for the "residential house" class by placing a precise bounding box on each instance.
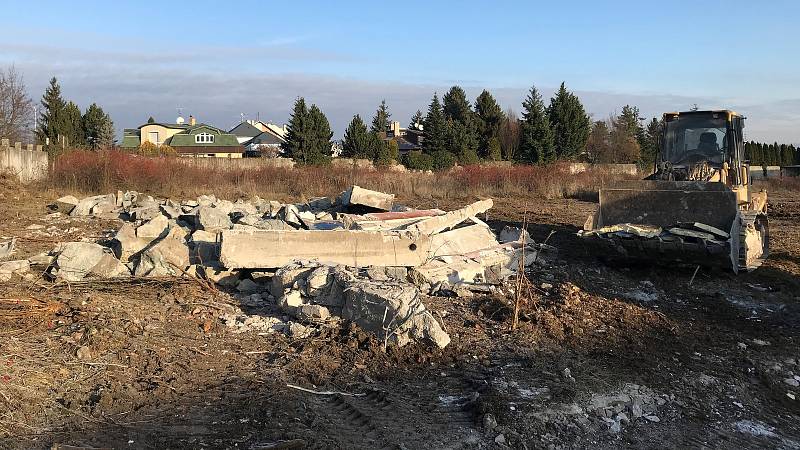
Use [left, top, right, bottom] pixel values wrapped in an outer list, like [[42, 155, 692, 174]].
[[381, 121, 424, 153], [229, 120, 287, 157], [121, 115, 245, 158]]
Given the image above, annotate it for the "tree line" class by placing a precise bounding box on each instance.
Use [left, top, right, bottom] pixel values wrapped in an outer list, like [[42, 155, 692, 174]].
[[745, 141, 799, 167], [36, 77, 115, 155], [0, 68, 115, 156], [281, 83, 661, 170]]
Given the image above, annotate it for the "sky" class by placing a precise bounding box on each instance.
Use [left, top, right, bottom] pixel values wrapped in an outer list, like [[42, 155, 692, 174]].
[[1, 0, 799, 143]]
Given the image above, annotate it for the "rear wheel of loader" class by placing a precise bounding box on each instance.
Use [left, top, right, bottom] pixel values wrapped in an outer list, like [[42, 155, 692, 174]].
[[738, 213, 769, 272]]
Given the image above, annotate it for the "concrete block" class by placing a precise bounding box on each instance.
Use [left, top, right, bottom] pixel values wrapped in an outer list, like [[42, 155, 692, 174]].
[[134, 227, 190, 277], [196, 206, 233, 231], [52, 195, 80, 214], [136, 215, 170, 239], [407, 199, 493, 235], [341, 185, 394, 211], [53, 242, 127, 281], [429, 225, 499, 257], [220, 229, 432, 269]]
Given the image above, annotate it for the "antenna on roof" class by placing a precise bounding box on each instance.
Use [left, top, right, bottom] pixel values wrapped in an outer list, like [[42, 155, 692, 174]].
[[240, 112, 245, 123]]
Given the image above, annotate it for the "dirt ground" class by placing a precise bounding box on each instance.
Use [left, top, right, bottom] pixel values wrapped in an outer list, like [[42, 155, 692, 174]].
[[0, 179, 798, 449]]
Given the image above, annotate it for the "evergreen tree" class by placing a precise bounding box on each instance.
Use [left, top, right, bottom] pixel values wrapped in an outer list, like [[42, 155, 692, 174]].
[[147, 116, 156, 124], [781, 144, 793, 166], [474, 90, 505, 158], [370, 99, 391, 134], [586, 120, 611, 163], [341, 114, 372, 158], [409, 110, 424, 129], [517, 85, 555, 164], [98, 113, 115, 148], [36, 77, 67, 152], [423, 93, 446, 154], [487, 137, 502, 161], [640, 117, 662, 169], [281, 97, 309, 160], [618, 105, 644, 147], [303, 104, 333, 165], [63, 101, 85, 148], [442, 86, 478, 161], [547, 82, 590, 160], [83, 103, 108, 149]]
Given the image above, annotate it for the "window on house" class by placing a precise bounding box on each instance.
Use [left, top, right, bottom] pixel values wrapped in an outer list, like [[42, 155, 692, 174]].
[[195, 133, 214, 144]]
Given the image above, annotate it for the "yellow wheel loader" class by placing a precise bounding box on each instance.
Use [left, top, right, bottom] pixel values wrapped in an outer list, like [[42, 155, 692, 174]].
[[580, 110, 768, 273]]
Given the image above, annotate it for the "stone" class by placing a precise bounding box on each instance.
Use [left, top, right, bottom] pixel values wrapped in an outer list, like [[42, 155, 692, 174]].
[[482, 413, 497, 430], [160, 203, 181, 219], [220, 229, 432, 269], [236, 279, 261, 293], [53, 242, 127, 281], [494, 434, 506, 445], [644, 415, 660, 423], [134, 227, 190, 277], [342, 279, 450, 348], [237, 214, 263, 226], [287, 322, 311, 338], [0, 260, 30, 281], [784, 378, 800, 387], [298, 304, 331, 320], [305, 266, 333, 297], [196, 206, 233, 231], [270, 264, 318, 298], [111, 223, 155, 262], [197, 194, 217, 207], [76, 346, 92, 360], [340, 185, 395, 211], [498, 226, 534, 244], [28, 252, 54, 266], [136, 215, 170, 239], [0, 239, 15, 260], [201, 266, 239, 287], [281, 204, 302, 227], [52, 195, 79, 214], [129, 206, 162, 221], [70, 194, 115, 217], [278, 290, 305, 314], [616, 412, 630, 424], [428, 225, 499, 257]]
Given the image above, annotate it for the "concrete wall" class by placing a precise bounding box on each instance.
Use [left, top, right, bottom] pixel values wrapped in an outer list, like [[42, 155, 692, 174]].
[[175, 156, 296, 170], [0, 139, 48, 183], [568, 163, 639, 176], [749, 166, 782, 180]]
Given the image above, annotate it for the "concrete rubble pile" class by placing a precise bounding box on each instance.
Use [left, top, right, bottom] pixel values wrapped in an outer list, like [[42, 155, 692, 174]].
[[24, 185, 552, 348], [578, 221, 730, 251]]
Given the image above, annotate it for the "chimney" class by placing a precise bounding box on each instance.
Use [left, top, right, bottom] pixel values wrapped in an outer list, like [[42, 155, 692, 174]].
[[189, 115, 196, 126]]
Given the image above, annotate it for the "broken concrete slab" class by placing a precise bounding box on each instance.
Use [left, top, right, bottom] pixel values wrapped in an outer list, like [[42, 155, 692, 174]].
[[498, 226, 534, 244], [406, 199, 493, 235], [134, 227, 191, 277], [341, 185, 395, 211], [200, 265, 239, 287], [52, 242, 128, 281], [429, 225, 500, 257], [70, 194, 116, 217], [196, 206, 233, 231], [111, 223, 157, 262], [220, 229, 432, 269], [342, 279, 450, 348], [51, 195, 79, 214], [136, 215, 171, 239], [270, 263, 319, 298]]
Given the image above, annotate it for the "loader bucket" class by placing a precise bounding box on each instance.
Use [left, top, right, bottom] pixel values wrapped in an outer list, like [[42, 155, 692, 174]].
[[583, 180, 741, 270], [595, 181, 738, 231]]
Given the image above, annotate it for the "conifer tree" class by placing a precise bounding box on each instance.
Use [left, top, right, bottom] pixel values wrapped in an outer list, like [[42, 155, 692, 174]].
[[409, 110, 424, 129], [281, 97, 309, 160], [97, 113, 115, 148], [518, 85, 555, 164], [83, 103, 108, 149], [475, 90, 505, 158], [442, 85, 478, 161], [36, 77, 67, 152], [423, 93, 446, 154], [63, 101, 85, 148], [341, 114, 372, 158], [304, 104, 333, 165], [640, 117, 662, 168], [147, 116, 156, 123], [547, 82, 590, 160], [370, 99, 391, 134]]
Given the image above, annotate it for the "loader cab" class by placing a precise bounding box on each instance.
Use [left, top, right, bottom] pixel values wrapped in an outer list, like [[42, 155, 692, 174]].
[[659, 110, 746, 184]]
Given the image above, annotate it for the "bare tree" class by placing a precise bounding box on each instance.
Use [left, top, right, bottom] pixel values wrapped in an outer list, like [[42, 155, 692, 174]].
[[498, 108, 521, 161], [0, 66, 34, 142]]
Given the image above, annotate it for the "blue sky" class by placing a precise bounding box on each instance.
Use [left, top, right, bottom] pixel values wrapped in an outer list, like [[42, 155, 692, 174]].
[[2, 0, 799, 142]]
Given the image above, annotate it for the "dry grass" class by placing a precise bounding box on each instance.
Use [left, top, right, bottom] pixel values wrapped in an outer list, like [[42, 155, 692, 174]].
[[45, 149, 637, 202]]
